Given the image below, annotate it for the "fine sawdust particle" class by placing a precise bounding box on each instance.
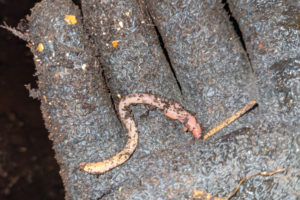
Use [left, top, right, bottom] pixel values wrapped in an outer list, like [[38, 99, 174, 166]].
[[193, 190, 224, 200], [81, 64, 87, 71]]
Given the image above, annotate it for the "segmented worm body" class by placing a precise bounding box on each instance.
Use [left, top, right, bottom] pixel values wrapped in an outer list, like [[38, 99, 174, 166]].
[[80, 93, 202, 174]]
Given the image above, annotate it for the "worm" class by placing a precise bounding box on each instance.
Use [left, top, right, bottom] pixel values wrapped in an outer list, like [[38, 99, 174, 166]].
[[80, 93, 202, 174]]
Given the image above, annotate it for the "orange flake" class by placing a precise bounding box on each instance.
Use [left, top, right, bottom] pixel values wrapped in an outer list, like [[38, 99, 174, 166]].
[[65, 15, 77, 24], [112, 40, 119, 47], [43, 95, 47, 104], [37, 43, 44, 52]]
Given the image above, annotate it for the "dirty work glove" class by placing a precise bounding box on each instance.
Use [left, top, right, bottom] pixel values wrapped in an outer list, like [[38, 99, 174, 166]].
[[12, 0, 299, 199]]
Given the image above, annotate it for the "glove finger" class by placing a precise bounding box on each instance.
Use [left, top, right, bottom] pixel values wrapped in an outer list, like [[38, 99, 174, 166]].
[[227, 1, 299, 199], [26, 0, 124, 198]]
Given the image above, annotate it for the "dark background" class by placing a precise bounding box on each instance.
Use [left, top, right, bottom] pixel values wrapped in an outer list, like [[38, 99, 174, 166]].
[[0, 0, 64, 199]]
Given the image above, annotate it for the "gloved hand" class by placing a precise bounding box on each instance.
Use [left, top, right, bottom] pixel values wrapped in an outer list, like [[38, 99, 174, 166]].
[[17, 0, 299, 199]]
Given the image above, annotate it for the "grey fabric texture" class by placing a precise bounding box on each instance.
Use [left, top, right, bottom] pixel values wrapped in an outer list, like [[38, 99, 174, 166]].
[[24, 0, 299, 199]]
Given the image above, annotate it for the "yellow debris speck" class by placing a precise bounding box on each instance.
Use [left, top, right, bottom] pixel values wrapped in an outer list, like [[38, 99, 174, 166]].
[[37, 43, 44, 52], [117, 94, 122, 99], [112, 40, 119, 47], [125, 11, 130, 17], [264, 147, 268, 151], [82, 64, 87, 70], [65, 15, 77, 24]]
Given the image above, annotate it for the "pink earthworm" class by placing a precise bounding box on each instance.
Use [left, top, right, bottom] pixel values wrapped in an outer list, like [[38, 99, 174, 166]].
[[80, 93, 202, 174]]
